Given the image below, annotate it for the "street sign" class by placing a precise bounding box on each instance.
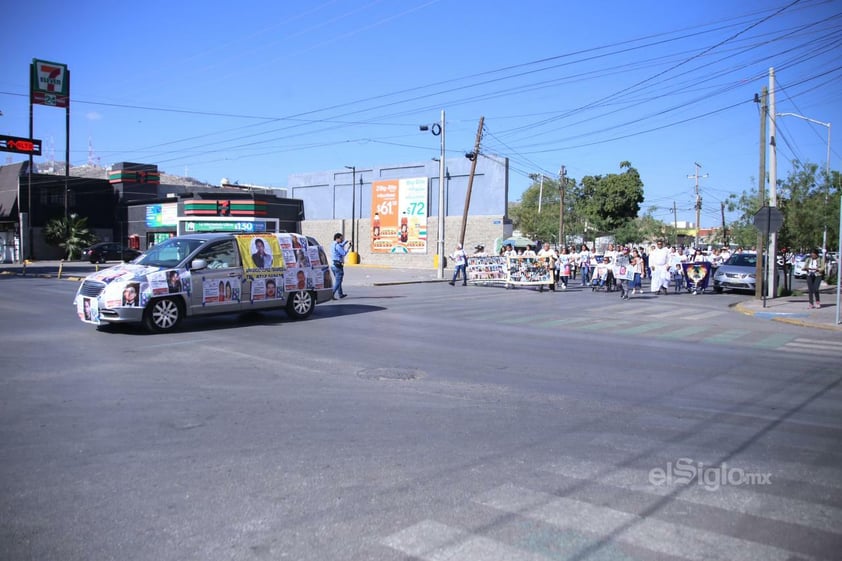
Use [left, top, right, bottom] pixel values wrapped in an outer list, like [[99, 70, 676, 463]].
[[754, 206, 784, 234]]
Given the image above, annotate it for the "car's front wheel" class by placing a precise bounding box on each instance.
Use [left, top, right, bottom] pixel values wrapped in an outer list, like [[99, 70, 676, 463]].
[[143, 297, 183, 332], [286, 290, 314, 320]]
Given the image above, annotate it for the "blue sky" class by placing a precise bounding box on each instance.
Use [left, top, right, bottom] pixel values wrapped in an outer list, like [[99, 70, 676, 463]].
[[1, 0, 840, 227]]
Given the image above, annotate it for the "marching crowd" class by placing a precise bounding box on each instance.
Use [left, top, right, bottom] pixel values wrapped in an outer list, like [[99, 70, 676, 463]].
[[450, 240, 740, 297]]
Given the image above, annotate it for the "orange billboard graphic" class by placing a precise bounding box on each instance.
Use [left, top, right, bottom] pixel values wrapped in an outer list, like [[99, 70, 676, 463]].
[[371, 178, 427, 254]]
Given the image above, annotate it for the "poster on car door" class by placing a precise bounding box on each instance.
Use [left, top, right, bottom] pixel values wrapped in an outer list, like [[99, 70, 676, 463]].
[[203, 278, 241, 304], [236, 234, 284, 279], [251, 277, 282, 301], [371, 177, 428, 254]]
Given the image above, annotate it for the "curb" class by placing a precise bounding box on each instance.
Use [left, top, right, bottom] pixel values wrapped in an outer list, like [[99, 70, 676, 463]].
[[734, 301, 842, 332]]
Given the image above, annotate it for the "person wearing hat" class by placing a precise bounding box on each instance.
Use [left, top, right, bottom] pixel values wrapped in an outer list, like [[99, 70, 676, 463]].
[[449, 243, 468, 286]]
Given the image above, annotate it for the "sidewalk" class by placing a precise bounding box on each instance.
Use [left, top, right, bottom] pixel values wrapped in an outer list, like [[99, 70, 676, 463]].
[[734, 288, 842, 332], [3, 261, 841, 331]]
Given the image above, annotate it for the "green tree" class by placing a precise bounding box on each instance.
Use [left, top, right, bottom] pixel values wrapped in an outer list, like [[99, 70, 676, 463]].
[[43, 213, 97, 260], [578, 161, 644, 236], [509, 177, 562, 242]]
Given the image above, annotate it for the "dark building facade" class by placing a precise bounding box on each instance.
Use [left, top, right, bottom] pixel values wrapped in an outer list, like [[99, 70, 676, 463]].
[[0, 161, 303, 262]]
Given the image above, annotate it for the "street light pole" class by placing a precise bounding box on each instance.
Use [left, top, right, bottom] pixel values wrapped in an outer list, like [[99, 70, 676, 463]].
[[344, 165, 356, 250], [420, 110, 446, 279], [437, 110, 446, 279], [777, 112, 831, 255]]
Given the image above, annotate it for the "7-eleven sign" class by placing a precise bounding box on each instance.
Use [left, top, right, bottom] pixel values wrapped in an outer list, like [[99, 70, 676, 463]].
[[31, 59, 69, 108]]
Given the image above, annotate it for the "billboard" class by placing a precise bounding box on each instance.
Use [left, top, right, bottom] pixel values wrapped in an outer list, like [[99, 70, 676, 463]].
[[371, 177, 428, 254], [31, 59, 69, 108]]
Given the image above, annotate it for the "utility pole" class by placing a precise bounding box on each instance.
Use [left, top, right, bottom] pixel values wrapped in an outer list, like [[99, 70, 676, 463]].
[[767, 67, 778, 299], [459, 116, 484, 247], [754, 86, 768, 299], [559, 165, 567, 246], [688, 162, 708, 249], [720, 201, 728, 247], [673, 201, 678, 245]]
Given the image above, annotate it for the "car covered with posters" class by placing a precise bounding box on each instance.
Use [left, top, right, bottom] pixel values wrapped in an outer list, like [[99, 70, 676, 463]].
[[73, 232, 333, 332]]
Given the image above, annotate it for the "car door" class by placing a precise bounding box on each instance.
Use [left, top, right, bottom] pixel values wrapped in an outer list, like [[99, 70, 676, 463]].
[[188, 238, 243, 316]]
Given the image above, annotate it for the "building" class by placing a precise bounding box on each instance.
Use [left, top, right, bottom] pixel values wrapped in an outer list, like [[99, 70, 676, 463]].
[[0, 161, 305, 262], [289, 154, 512, 267]]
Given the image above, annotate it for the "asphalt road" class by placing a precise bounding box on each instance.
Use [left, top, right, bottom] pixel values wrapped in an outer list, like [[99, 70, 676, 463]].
[[1, 276, 840, 561]]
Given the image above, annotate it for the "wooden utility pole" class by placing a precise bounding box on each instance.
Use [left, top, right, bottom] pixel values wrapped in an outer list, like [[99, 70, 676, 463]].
[[673, 201, 678, 245], [720, 201, 727, 247], [755, 87, 768, 299], [558, 165, 567, 246], [459, 116, 484, 247]]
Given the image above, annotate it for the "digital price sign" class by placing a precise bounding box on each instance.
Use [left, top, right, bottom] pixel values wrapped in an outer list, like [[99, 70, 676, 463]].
[[0, 135, 42, 156]]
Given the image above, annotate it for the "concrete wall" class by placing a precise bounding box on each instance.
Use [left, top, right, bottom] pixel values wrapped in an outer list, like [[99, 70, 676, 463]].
[[302, 215, 512, 268]]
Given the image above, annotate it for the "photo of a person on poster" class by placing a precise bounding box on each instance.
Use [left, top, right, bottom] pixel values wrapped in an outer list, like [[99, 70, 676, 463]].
[[251, 238, 273, 269], [122, 283, 140, 306], [266, 278, 278, 299], [167, 270, 182, 293]]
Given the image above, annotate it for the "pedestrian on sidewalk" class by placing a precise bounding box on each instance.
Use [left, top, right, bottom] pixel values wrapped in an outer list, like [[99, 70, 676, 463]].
[[449, 243, 468, 286], [804, 248, 825, 309]]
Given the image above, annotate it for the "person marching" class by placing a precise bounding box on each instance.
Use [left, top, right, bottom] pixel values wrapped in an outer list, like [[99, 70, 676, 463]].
[[448, 243, 468, 286], [537, 242, 558, 292]]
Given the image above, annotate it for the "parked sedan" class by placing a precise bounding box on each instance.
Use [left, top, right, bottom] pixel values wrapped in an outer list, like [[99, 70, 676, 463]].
[[82, 242, 142, 264], [712, 252, 758, 293]]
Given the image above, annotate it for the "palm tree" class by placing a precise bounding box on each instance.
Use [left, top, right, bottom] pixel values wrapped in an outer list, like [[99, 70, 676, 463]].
[[43, 213, 97, 260]]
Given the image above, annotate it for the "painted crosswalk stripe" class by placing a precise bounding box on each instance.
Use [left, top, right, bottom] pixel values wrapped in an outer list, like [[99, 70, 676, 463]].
[[754, 333, 796, 349], [792, 337, 842, 348], [476, 483, 808, 561], [783, 341, 842, 357], [382, 519, 548, 561], [660, 324, 709, 339], [543, 456, 841, 535], [535, 317, 594, 328], [579, 320, 624, 331], [620, 321, 669, 335], [703, 329, 751, 344]]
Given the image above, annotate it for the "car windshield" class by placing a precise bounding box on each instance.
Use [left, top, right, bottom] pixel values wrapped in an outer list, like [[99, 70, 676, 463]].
[[727, 253, 757, 267], [136, 238, 205, 268]]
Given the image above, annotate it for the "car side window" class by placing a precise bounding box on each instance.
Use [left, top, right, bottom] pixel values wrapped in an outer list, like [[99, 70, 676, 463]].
[[196, 239, 239, 269]]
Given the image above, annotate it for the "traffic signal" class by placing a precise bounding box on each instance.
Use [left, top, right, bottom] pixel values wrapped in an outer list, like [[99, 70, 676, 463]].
[[217, 200, 231, 216]]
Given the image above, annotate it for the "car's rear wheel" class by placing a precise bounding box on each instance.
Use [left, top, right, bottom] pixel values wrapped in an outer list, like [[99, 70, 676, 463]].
[[143, 297, 183, 332], [286, 290, 314, 320]]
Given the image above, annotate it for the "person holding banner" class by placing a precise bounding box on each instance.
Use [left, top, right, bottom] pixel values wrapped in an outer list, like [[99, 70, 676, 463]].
[[448, 243, 468, 286], [538, 242, 558, 292], [614, 247, 634, 299]]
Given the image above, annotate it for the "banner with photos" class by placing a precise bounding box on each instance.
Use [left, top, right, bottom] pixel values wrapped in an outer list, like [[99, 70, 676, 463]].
[[466, 256, 552, 286], [682, 262, 712, 291]]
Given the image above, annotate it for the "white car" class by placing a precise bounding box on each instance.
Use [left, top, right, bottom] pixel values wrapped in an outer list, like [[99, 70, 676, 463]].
[[74, 232, 334, 332]]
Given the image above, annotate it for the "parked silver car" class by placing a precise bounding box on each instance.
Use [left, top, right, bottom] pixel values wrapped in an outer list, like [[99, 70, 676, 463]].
[[712, 252, 758, 293], [74, 232, 334, 332]]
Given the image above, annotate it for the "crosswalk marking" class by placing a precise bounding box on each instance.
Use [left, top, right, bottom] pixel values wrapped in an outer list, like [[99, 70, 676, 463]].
[[475, 483, 809, 561], [620, 321, 669, 335], [382, 520, 548, 561], [703, 328, 751, 344], [754, 333, 797, 348], [543, 456, 842, 535], [660, 324, 709, 339], [783, 338, 842, 357]]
